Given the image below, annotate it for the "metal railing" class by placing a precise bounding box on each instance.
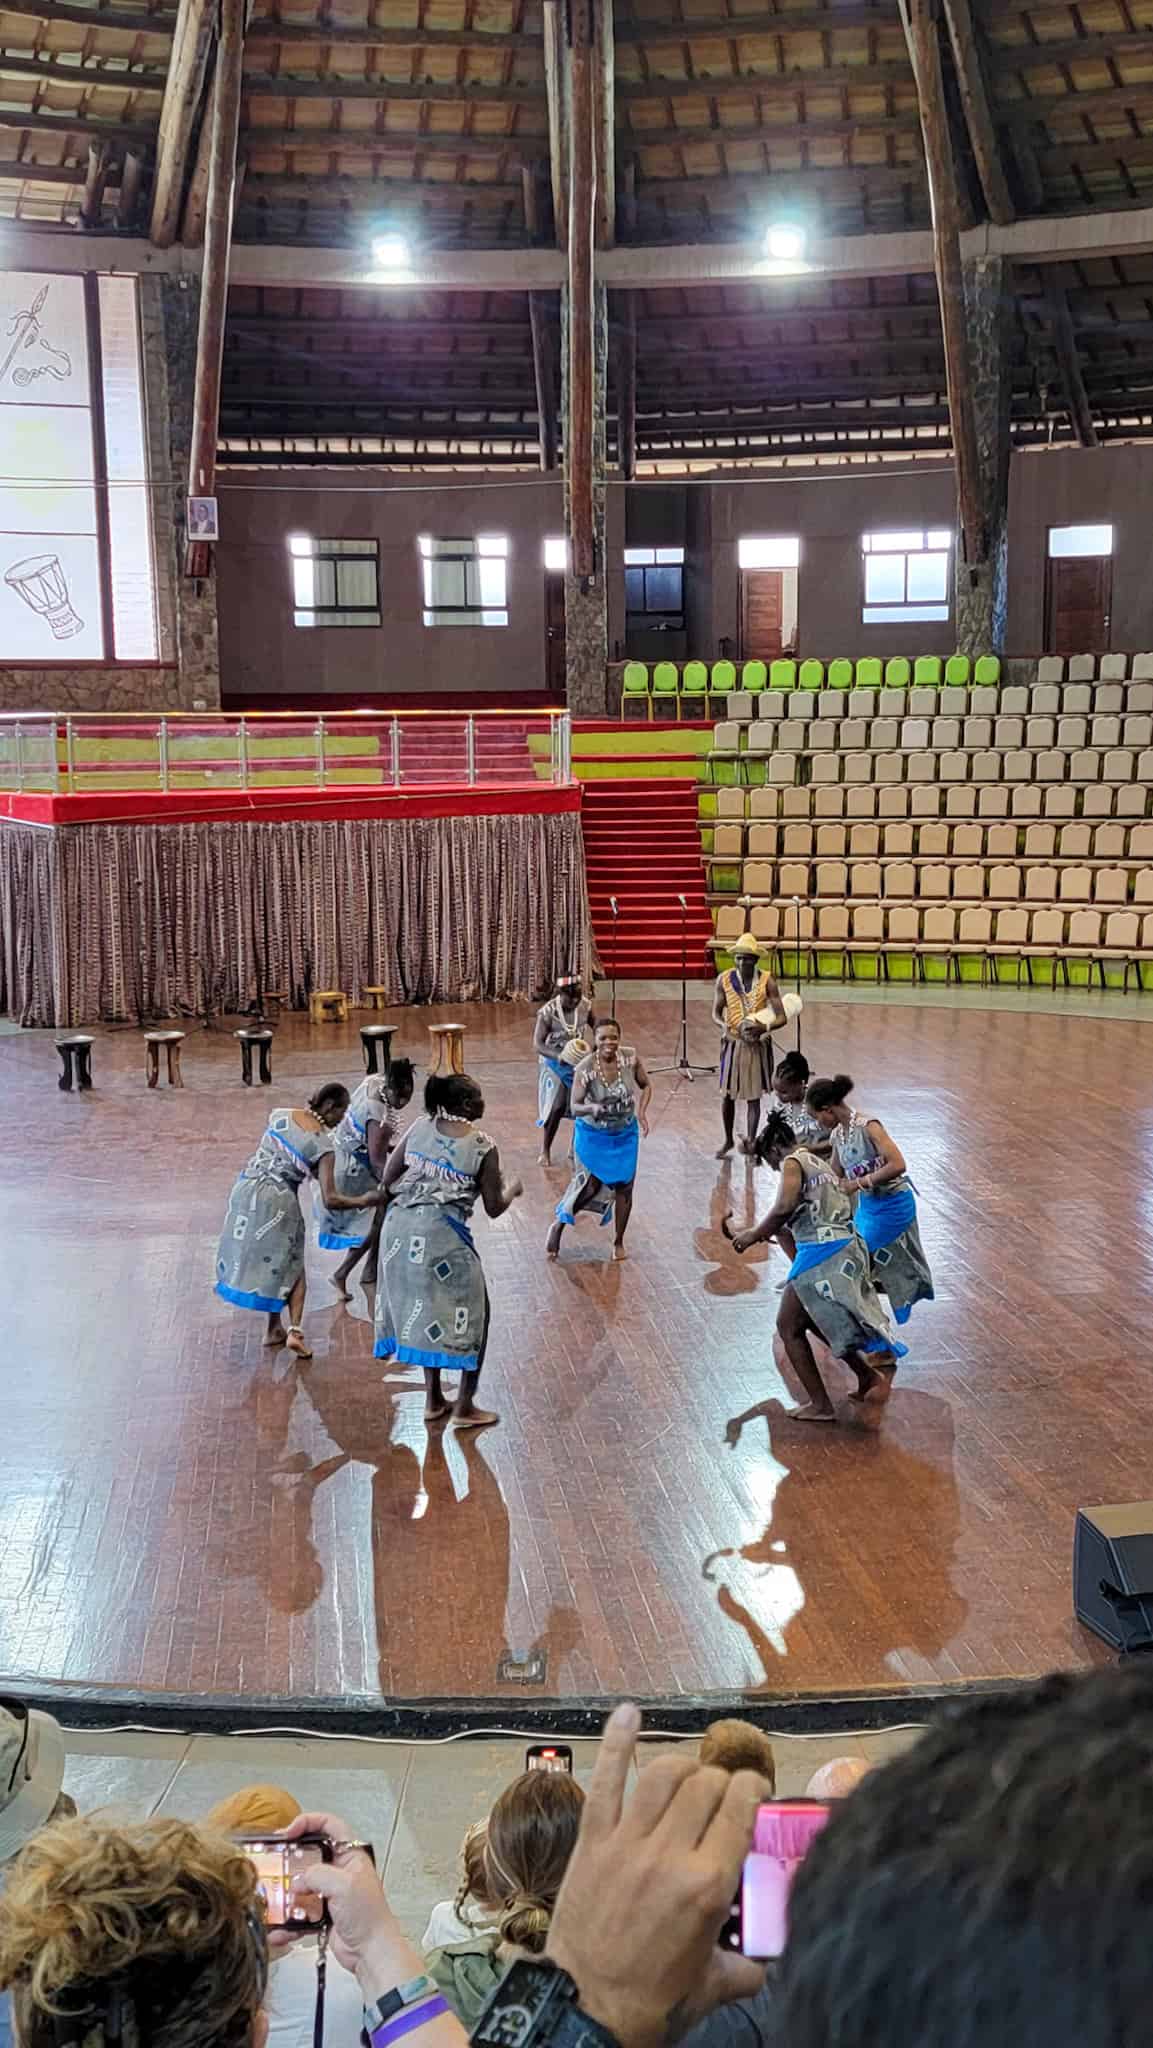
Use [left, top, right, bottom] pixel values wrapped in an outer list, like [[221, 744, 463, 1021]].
[[0, 710, 573, 795]]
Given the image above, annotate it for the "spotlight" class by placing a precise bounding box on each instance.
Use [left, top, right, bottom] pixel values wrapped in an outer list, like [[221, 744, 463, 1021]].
[[764, 222, 806, 263], [372, 233, 412, 272]]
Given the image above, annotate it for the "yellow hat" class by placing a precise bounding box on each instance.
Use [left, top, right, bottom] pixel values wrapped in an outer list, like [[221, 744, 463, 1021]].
[[732, 931, 761, 956]]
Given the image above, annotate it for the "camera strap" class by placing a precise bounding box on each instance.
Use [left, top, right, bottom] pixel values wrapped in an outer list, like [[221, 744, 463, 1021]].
[[312, 1924, 329, 2048]]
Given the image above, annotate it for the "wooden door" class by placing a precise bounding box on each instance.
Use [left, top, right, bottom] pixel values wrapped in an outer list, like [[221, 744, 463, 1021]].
[[741, 569, 785, 659], [1045, 556, 1112, 654], [545, 570, 566, 694]]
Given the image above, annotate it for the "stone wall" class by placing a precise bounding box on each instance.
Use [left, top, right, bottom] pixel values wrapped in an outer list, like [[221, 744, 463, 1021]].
[[0, 273, 220, 712]]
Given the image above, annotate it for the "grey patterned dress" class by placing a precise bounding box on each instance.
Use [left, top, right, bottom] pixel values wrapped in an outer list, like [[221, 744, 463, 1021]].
[[315, 1079, 397, 1250], [784, 1147, 901, 1362], [216, 1110, 335, 1314], [374, 1114, 493, 1374], [832, 1109, 934, 1325]]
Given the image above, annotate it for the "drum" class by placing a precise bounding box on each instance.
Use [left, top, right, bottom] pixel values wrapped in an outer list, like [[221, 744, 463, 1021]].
[[751, 991, 803, 1031], [560, 1035, 591, 1067]]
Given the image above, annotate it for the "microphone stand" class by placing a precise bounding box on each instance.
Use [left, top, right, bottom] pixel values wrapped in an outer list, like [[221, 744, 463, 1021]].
[[655, 892, 716, 1078], [792, 894, 804, 1053], [609, 896, 619, 1017]]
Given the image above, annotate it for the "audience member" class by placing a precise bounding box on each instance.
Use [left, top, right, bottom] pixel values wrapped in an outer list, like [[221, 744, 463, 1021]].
[[0, 1701, 72, 2048], [697, 1723, 776, 1794], [802, 1756, 870, 1800], [774, 1666, 1153, 2048], [203, 1786, 362, 2048], [422, 1822, 498, 1953], [427, 1772, 585, 2025]]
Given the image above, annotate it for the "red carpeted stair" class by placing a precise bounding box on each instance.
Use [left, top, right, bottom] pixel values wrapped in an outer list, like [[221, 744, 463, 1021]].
[[580, 779, 713, 980]]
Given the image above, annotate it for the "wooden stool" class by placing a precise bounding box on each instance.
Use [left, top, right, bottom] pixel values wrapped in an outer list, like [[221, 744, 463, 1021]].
[[428, 1022, 466, 1075], [56, 1034, 94, 1092], [360, 1023, 395, 1077], [309, 989, 348, 1025], [145, 1030, 185, 1088], [361, 986, 389, 1011], [235, 1027, 274, 1086]]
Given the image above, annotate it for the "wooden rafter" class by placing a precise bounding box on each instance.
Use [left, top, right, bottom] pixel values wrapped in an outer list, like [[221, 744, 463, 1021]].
[[79, 136, 110, 224], [621, 111, 922, 146], [0, 106, 154, 139], [115, 144, 143, 223], [1044, 275, 1100, 448], [186, 0, 244, 570], [939, 0, 1013, 223], [898, 0, 984, 565], [617, 60, 914, 98], [0, 51, 168, 88], [617, 5, 908, 38], [542, 0, 567, 247], [239, 76, 548, 103], [148, 0, 214, 244], [240, 126, 549, 159], [522, 159, 560, 468], [0, 0, 176, 28], [616, 289, 636, 477], [595, 0, 615, 246], [987, 30, 1153, 73]]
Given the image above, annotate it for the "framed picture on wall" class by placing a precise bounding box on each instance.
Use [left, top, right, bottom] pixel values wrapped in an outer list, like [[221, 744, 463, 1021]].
[[187, 496, 219, 541]]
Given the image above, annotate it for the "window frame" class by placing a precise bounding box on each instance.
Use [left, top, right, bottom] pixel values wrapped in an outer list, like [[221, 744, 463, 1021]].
[[624, 545, 686, 629], [860, 528, 953, 627], [287, 535, 382, 629], [419, 533, 509, 628]]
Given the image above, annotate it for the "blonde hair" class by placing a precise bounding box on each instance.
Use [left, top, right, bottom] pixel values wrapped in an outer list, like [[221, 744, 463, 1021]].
[[0, 1817, 266, 2048], [204, 1786, 302, 1836], [698, 1719, 777, 1791], [484, 1773, 584, 1955], [453, 1821, 496, 1923]]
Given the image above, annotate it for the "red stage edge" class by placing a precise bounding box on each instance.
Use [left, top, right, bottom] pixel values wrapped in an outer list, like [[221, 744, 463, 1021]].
[[0, 782, 582, 829]]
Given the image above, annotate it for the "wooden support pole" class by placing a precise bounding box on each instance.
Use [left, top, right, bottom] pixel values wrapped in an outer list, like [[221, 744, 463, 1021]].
[[79, 139, 110, 229], [528, 295, 560, 472], [567, 0, 596, 581], [939, 0, 1014, 225], [617, 290, 636, 480], [115, 147, 144, 228], [185, 0, 244, 576], [594, 0, 615, 248], [181, 65, 217, 247], [542, 0, 568, 250], [149, 0, 215, 247], [1045, 275, 1099, 450], [899, 0, 984, 570]]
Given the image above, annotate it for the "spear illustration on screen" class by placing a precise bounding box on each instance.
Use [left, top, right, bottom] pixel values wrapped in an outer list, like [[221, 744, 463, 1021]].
[[1, 284, 73, 387]]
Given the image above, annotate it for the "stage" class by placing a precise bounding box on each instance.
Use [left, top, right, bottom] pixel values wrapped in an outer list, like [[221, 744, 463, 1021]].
[[1, 984, 1141, 1724]]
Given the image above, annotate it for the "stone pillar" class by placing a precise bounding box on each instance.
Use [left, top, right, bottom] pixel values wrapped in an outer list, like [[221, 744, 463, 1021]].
[[146, 276, 221, 708], [953, 254, 1011, 657], [563, 283, 609, 717]]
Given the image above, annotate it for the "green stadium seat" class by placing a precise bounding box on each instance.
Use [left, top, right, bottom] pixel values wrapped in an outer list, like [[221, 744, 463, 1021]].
[[711, 659, 737, 697], [769, 658, 797, 693], [742, 660, 768, 694], [914, 656, 943, 686], [856, 658, 883, 689], [974, 655, 1002, 686], [621, 661, 650, 720], [681, 659, 709, 704], [885, 657, 911, 688], [799, 658, 824, 690], [652, 661, 680, 714], [827, 658, 854, 690], [945, 654, 971, 686]]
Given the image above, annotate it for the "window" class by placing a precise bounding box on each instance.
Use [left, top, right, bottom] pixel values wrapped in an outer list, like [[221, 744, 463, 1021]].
[[738, 535, 801, 569], [1048, 524, 1113, 558], [624, 545, 685, 630], [0, 269, 159, 662], [861, 529, 952, 625], [543, 535, 568, 572], [419, 534, 508, 627], [288, 535, 380, 628]]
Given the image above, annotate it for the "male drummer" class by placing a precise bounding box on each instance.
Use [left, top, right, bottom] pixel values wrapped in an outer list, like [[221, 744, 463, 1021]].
[[712, 930, 788, 1158]]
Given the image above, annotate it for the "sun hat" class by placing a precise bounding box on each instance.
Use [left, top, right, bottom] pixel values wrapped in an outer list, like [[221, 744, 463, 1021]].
[[0, 1699, 67, 1865]]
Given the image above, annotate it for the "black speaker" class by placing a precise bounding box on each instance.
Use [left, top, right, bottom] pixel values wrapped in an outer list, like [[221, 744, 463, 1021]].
[[1074, 1503, 1153, 1656]]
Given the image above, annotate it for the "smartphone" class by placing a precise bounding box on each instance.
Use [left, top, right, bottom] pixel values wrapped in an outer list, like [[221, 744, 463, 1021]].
[[237, 1835, 332, 1930], [720, 1801, 830, 1960], [525, 1743, 573, 1774]]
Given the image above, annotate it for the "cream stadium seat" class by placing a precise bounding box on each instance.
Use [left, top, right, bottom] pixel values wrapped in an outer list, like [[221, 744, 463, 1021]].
[[1093, 868, 1130, 904], [1132, 653, 1153, 679], [901, 719, 931, 750], [716, 787, 748, 818], [818, 690, 848, 718], [787, 692, 813, 721], [972, 751, 1002, 781], [817, 902, 851, 943], [840, 718, 869, 750], [1084, 786, 1114, 818], [1025, 864, 1059, 902], [870, 717, 900, 751], [883, 861, 917, 898], [963, 716, 993, 748], [1128, 686, 1153, 714], [990, 863, 1023, 898], [922, 905, 957, 947], [1096, 686, 1124, 715], [781, 787, 812, 817], [995, 716, 1024, 748], [1058, 716, 1087, 748], [1100, 653, 1128, 680], [1064, 684, 1092, 714], [879, 786, 911, 817], [986, 823, 1018, 857], [1092, 715, 1122, 748], [779, 860, 810, 896], [713, 823, 746, 858], [947, 786, 979, 817], [815, 787, 847, 818], [848, 688, 877, 718], [932, 717, 961, 749], [939, 752, 969, 782], [920, 863, 951, 899], [843, 752, 874, 783], [776, 720, 806, 750], [954, 864, 986, 898], [810, 755, 842, 785], [1037, 656, 1065, 683], [713, 721, 741, 754], [883, 822, 915, 856], [715, 904, 744, 942], [905, 752, 937, 783], [815, 861, 848, 897], [767, 753, 797, 785], [726, 692, 754, 721], [994, 906, 1029, 944], [1067, 909, 1103, 956], [1059, 865, 1093, 902], [1034, 749, 1067, 782], [888, 904, 921, 945], [849, 822, 881, 856], [911, 785, 943, 817], [952, 822, 984, 857], [851, 861, 883, 897], [1012, 785, 1045, 818], [1132, 748, 1153, 781], [1124, 715, 1153, 747], [1130, 821, 1153, 856], [1027, 717, 1056, 748], [1104, 751, 1135, 783], [749, 786, 779, 817], [971, 686, 999, 715], [1138, 872, 1153, 904], [851, 902, 885, 945], [1094, 822, 1128, 858], [746, 822, 779, 857], [743, 859, 776, 895], [879, 686, 907, 716], [848, 787, 880, 818], [1068, 654, 1096, 683], [940, 685, 968, 715], [816, 823, 849, 857], [782, 822, 815, 856], [809, 719, 837, 749], [919, 821, 950, 856], [1030, 907, 1065, 949], [750, 904, 781, 941], [1004, 750, 1034, 782], [1031, 685, 1061, 716], [1042, 784, 1076, 816], [1070, 750, 1100, 781], [958, 905, 993, 949], [1057, 822, 1091, 858], [746, 720, 777, 752]]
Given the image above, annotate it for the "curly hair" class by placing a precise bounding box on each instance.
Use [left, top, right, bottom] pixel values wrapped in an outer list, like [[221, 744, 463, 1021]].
[[483, 1772, 585, 1956], [698, 1719, 777, 1791], [452, 1820, 496, 1924], [0, 1817, 267, 2048]]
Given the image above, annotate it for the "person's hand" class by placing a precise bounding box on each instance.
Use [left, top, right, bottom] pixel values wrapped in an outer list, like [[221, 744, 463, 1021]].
[[276, 1813, 420, 1996], [547, 1704, 766, 2048], [639, 1114, 651, 1138], [720, 1214, 757, 1256], [504, 1176, 525, 1202]]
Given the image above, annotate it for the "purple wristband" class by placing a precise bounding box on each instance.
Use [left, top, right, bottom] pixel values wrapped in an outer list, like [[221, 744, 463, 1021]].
[[369, 1996, 449, 2048]]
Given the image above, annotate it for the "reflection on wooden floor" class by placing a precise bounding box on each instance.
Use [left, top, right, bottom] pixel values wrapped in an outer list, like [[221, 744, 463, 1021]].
[[2, 993, 1137, 1703]]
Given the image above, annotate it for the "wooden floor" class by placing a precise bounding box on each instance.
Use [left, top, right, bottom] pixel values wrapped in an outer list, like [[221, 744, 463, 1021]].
[[3, 991, 1144, 1708]]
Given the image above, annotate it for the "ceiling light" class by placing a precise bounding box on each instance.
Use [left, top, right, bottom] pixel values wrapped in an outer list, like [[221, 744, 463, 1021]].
[[372, 233, 412, 271], [764, 222, 806, 263]]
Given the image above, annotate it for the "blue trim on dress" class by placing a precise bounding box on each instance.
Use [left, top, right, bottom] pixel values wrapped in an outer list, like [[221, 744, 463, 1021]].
[[269, 1124, 312, 1170], [373, 1334, 480, 1371], [216, 1279, 285, 1314], [861, 1334, 910, 1359], [786, 1238, 852, 1283], [441, 1209, 478, 1252], [854, 1186, 917, 1253], [573, 1115, 639, 1188], [318, 1229, 365, 1250]]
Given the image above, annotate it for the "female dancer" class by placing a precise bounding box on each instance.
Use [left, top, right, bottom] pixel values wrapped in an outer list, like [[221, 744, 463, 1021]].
[[713, 932, 788, 1158], [766, 1049, 825, 1147], [373, 1071, 523, 1430], [547, 1018, 651, 1263], [317, 1058, 416, 1296], [533, 973, 595, 1166], [806, 1073, 934, 1325], [724, 1110, 904, 1422], [215, 1083, 370, 1358]]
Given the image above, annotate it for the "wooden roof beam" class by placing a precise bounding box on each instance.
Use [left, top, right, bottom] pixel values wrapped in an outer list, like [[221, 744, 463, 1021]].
[[898, 0, 984, 564], [1043, 274, 1100, 448], [938, 0, 1013, 223], [240, 125, 549, 158], [0, 0, 176, 30], [542, 0, 567, 246], [78, 135, 111, 224], [0, 51, 168, 88], [617, 6, 909, 39], [0, 105, 155, 140], [987, 30, 1153, 73], [595, 0, 614, 245], [617, 60, 914, 98], [148, 0, 215, 243], [186, 0, 244, 572], [621, 111, 921, 145], [246, 17, 542, 44], [115, 143, 143, 224], [239, 76, 548, 103]]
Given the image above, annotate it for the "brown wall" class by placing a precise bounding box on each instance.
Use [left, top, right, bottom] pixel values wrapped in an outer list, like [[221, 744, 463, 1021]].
[[1005, 444, 1153, 655]]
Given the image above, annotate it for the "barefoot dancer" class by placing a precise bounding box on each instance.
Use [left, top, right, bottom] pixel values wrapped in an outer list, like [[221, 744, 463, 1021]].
[[373, 1071, 523, 1430], [806, 1073, 935, 1326], [766, 1050, 825, 1148], [724, 1110, 904, 1422], [533, 973, 595, 1167], [215, 1084, 369, 1360], [318, 1060, 416, 1296], [713, 932, 788, 1158], [547, 1018, 651, 1263]]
